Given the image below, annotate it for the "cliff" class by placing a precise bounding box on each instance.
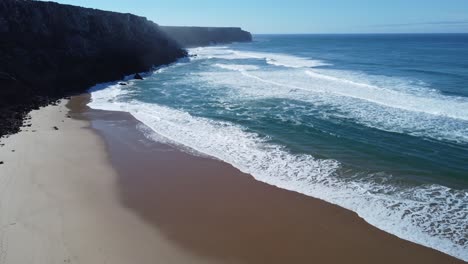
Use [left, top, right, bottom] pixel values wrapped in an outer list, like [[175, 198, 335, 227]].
[[0, 0, 186, 136], [161, 26, 252, 47]]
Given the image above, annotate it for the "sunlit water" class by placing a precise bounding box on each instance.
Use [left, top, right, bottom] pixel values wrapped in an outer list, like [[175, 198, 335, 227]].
[[89, 34, 468, 260]]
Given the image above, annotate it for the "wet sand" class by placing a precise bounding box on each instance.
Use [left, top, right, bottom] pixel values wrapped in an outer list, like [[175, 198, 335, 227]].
[[0, 95, 463, 263], [76, 94, 464, 264]]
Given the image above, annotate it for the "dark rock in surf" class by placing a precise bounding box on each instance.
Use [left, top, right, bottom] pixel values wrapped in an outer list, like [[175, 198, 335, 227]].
[[134, 73, 144, 80]]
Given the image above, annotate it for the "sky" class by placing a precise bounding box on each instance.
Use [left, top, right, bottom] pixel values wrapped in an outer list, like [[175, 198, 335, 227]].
[[39, 0, 468, 34]]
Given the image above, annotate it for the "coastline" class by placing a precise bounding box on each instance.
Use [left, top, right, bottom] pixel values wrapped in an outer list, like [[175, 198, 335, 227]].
[[81, 95, 465, 264], [0, 98, 217, 263], [0, 0, 250, 139], [0, 95, 462, 263]]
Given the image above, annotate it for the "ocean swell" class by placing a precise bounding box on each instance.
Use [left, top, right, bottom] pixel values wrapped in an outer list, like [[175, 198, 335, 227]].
[[196, 46, 468, 144], [88, 79, 468, 261]]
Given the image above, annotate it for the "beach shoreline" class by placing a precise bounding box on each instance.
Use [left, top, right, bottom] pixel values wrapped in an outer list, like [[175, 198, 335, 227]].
[[0, 95, 464, 263], [0, 98, 217, 264]]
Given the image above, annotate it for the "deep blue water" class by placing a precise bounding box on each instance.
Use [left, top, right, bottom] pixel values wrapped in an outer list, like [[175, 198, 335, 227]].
[[89, 34, 468, 260]]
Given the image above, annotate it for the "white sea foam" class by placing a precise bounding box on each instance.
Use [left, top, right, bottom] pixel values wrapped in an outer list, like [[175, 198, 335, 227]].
[[190, 46, 329, 68], [304, 70, 468, 120], [87, 46, 468, 260], [207, 57, 468, 121], [195, 61, 468, 143], [193, 46, 468, 117], [88, 83, 467, 261], [214, 63, 259, 71]]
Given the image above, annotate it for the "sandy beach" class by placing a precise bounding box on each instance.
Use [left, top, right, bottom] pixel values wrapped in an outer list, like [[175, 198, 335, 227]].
[[0, 99, 217, 264], [0, 95, 464, 264]]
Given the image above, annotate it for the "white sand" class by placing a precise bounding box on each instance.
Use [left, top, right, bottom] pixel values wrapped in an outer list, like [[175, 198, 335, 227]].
[[0, 101, 217, 264]]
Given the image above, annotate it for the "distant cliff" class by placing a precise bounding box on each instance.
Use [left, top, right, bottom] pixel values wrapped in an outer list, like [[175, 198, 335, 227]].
[[0, 0, 186, 136], [161, 26, 252, 47]]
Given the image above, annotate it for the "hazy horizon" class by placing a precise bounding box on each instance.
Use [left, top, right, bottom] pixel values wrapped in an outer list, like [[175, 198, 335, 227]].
[[37, 0, 468, 34]]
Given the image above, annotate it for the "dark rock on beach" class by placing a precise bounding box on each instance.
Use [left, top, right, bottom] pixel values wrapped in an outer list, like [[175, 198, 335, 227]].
[[134, 73, 144, 80], [0, 0, 187, 137]]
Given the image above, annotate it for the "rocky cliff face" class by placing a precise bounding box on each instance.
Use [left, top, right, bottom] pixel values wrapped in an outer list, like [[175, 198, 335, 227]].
[[0, 0, 253, 137], [0, 0, 187, 136], [161, 26, 252, 47]]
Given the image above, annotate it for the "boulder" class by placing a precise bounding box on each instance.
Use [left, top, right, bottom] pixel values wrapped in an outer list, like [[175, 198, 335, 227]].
[[134, 73, 144, 80]]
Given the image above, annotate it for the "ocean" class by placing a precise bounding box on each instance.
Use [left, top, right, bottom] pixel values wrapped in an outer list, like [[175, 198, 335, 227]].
[[89, 34, 468, 260]]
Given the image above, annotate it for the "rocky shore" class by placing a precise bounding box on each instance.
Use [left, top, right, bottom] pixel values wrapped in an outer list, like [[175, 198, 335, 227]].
[[0, 0, 252, 137], [0, 0, 186, 136]]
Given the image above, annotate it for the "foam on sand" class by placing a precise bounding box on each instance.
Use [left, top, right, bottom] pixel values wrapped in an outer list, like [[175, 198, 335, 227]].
[[89, 82, 468, 261]]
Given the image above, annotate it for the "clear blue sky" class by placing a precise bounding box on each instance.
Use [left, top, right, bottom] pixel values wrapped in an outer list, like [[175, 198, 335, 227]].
[[40, 0, 468, 33]]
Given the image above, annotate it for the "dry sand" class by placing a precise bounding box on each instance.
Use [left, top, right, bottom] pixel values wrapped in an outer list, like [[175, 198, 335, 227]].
[[0, 100, 218, 264], [0, 96, 464, 264]]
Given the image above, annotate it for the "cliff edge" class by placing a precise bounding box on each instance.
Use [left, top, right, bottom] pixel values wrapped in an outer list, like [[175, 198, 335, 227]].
[[0, 0, 186, 136], [161, 26, 252, 47], [0, 0, 253, 137]]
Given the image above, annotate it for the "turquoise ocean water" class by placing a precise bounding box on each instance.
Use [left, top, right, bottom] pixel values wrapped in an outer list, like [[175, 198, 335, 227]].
[[89, 34, 468, 260]]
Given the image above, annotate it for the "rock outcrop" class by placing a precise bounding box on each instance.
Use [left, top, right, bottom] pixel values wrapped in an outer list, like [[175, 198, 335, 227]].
[[161, 26, 252, 47], [0, 0, 253, 137], [0, 0, 187, 136]]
